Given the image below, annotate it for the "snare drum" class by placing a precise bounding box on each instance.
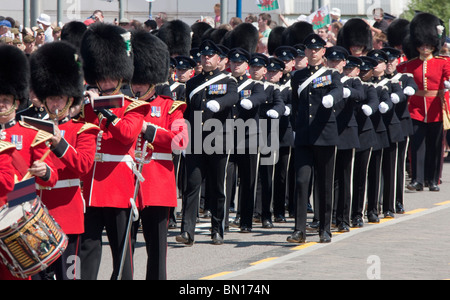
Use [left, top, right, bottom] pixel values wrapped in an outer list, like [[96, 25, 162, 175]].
[[0, 199, 68, 278]]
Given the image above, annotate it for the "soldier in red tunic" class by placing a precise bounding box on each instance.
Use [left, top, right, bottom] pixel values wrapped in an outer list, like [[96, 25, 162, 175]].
[[129, 30, 188, 280], [397, 13, 450, 192], [0, 141, 15, 203], [78, 23, 150, 280], [0, 45, 58, 280], [29, 41, 101, 280]]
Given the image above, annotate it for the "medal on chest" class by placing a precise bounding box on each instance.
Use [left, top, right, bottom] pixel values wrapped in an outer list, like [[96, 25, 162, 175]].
[[11, 135, 23, 150], [151, 106, 161, 118]]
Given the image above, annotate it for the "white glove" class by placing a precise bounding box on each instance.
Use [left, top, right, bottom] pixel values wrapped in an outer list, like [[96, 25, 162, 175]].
[[284, 106, 291, 116], [361, 104, 373, 116], [322, 95, 334, 108], [206, 100, 220, 113], [445, 80, 450, 90], [343, 87, 351, 98], [266, 109, 279, 119], [403, 86, 415, 96], [379, 102, 389, 114], [390, 93, 400, 104], [240, 99, 253, 110]]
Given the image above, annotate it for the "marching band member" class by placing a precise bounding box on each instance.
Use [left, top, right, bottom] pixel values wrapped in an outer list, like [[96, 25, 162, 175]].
[[78, 23, 150, 280], [129, 29, 188, 280], [29, 41, 100, 280]]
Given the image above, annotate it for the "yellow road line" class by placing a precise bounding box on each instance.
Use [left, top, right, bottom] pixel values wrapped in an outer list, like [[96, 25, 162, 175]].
[[434, 200, 450, 205], [290, 242, 317, 250], [200, 271, 233, 280], [250, 257, 278, 266], [404, 208, 428, 215]]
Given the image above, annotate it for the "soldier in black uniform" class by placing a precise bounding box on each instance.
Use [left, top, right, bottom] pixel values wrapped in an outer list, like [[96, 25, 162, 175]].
[[325, 46, 364, 232], [367, 49, 405, 219], [250, 54, 286, 229], [190, 48, 203, 76], [176, 40, 238, 245], [226, 47, 266, 233], [382, 47, 418, 213], [288, 34, 343, 243], [346, 56, 379, 227]]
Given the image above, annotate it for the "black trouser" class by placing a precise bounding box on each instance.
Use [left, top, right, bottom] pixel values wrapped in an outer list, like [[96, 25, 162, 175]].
[[140, 206, 170, 280], [294, 145, 336, 236], [32, 234, 81, 280], [410, 120, 443, 185], [181, 152, 230, 240], [234, 152, 259, 229], [367, 149, 383, 216], [351, 148, 372, 219], [382, 142, 398, 214], [334, 148, 355, 227], [80, 207, 134, 280], [395, 138, 408, 206]]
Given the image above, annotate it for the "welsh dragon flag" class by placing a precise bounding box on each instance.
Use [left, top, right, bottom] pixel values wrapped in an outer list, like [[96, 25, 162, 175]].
[[308, 6, 331, 30], [256, 0, 279, 11]]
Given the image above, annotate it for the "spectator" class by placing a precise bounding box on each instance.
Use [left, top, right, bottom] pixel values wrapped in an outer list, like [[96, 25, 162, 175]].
[[34, 28, 45, 47], [129, 20, 142, 30], [0, 36, 13, 45], [155, 12, 167, 29], [330, 8, 343, 24], [119, 18, 131, 30], [0, 19, 12, 38], [258, 13, 271, 38], [245, 14, 257, 24], [93, 10, 104, 23], [13, 37, 24, 50], [371, 8, 389, 34], [229, 17, 242, 29], [328, 21, 343, 45], [23, 35, 36, 56], [36, 13, 54, 43], [372, 32, 387, 49], [214, 3, 221, 28], [144, 19, 157, 32], [317, 26, 328, 42], [256, 36, 268, 55], [52, 26, 61, 41]]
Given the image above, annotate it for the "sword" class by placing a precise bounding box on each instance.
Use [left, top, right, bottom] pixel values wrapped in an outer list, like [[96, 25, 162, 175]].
[[116, 136, 148, 280]]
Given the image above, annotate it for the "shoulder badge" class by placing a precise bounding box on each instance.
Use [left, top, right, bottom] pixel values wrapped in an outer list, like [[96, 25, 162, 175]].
[[78, 122, 101, 135], [0, 141, 16, 154], [125, 99, 150, 114], [31, 130, 53, 147], [169, 101, 187, 115]]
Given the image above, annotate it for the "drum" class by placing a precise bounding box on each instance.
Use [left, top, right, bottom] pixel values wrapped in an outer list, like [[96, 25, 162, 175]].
[[0, 199, 68, 278]]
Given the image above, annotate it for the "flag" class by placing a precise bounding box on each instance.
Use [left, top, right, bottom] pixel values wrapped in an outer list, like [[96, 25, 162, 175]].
[[308, 6, 331, 30], [256, 0, 279, 11], [7, 177, 36, 207]]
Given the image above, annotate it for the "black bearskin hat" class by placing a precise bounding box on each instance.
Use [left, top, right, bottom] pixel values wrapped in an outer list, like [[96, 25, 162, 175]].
[[202, 28, 229, 45], [131, 30, 170, 85], [222, 23, 259, 54], [268, 26, 286, 56], [282, 21, 314, 47], [409, 12, 446, 56], [30, 41, 84, 107], [61, 21, 87, 51], [157, 19, 192, 57], [80, 23, 134, 86], [337, 18, 372, 54], [386, 18, 409, 49], [191, 22, 212, 48], [0, 45, 29, 104]]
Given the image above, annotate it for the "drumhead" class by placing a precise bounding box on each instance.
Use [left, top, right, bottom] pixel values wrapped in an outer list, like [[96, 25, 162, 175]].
[[0, 201, 34, 231]]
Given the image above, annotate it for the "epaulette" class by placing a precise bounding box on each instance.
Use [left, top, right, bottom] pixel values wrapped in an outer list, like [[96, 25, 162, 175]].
[[77, 122, 100, 135], [125, 99, 150, 114], [0, 141, 16, 154], [19, 120, 39, 131], [31, 130, 53, 147], [169, 101, 187, 115]]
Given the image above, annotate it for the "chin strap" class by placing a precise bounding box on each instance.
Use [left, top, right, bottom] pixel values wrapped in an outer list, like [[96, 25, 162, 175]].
[[0, 101, 16, 117], [131, 84, 155, 101]]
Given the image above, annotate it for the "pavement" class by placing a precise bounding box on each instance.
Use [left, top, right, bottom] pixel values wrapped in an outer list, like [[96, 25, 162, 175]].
[[98, 159, 450, 281]]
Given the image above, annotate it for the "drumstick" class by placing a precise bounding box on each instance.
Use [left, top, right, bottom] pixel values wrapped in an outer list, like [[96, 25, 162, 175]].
[[21, 148, 52, 182]]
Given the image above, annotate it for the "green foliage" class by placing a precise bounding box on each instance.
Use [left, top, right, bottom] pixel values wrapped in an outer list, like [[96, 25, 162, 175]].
[[401, 0, 450, 35]]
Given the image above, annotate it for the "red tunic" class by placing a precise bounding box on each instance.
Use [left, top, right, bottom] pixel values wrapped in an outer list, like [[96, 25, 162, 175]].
[[137, 96, 188, 209], [81, 96, 150, 208], [0, 142, 16, 209], [397, 56, 450, 123], [38, 120, 100, 234]]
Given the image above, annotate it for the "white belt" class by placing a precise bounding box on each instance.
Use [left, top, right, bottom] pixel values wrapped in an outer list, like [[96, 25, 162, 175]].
[[151, 153, 173, 161], [38, 179, 81, 190], [95, 153, 134, 163]]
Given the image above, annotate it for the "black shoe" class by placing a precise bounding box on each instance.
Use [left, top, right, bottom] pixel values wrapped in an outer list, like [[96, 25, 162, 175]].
[[351, 216, 364, 228], [407, 181, 423, 191], [273, 215, 286, 223], [337, 223, 350, 232], [384, 211, 395, 219], [396, 202, 405, 214], [307, 203, 314, 213], [319, 231, 332, 243], [262, 219, 273, 229], [176, 232, 194, 246], [286, 230, 306, 243], [168, 220, 177, 229], [240, 226, 252, 233], [306, 220, 319, 232], [367, 213, 379, 223], [429, 182, 440, 191], [211, 233, 223, 245], [230, 217, 240, 228]]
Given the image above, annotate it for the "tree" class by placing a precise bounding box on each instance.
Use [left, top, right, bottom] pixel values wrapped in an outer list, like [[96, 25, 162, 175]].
[[401, 0, 450, 35]]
